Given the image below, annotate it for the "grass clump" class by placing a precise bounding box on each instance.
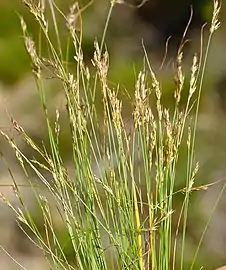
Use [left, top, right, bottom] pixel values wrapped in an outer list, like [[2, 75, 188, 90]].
[[0, 0, 222, 269]]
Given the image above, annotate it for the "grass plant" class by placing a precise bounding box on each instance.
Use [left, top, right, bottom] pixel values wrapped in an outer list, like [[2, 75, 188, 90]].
[[0, 0, 222, 269]]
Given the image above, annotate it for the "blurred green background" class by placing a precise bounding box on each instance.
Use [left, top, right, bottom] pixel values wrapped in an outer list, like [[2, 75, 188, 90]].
[[0, 1, 226, 269]]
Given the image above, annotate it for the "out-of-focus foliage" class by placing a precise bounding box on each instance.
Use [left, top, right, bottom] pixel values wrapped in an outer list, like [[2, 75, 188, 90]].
[[0, 2, 29, 83], [0, 0, 213, 85]]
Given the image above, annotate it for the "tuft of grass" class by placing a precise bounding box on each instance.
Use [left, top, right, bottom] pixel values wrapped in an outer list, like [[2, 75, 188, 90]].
[[0, 0, 222, 269]]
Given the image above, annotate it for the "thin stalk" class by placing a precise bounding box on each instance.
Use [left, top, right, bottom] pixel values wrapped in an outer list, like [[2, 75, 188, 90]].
[[190, 183, 226, 269], [92, 1, 115, 106]]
